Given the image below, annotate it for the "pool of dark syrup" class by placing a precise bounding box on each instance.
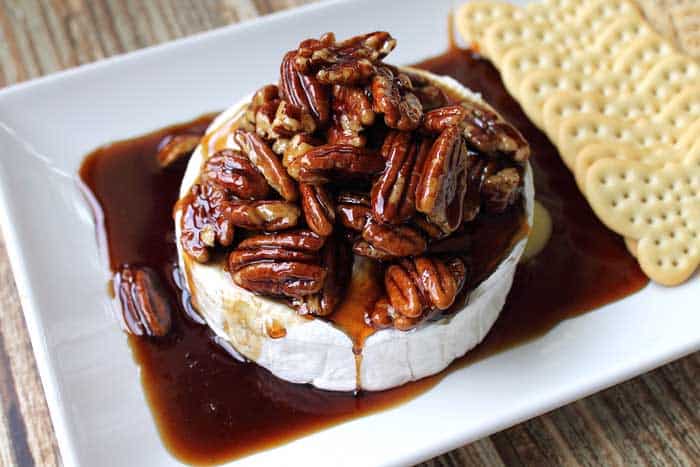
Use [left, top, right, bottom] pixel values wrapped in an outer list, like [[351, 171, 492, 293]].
[[79, 49, 648, 465]]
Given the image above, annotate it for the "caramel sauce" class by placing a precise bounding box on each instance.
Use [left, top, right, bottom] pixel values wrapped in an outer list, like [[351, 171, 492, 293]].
[[79, 48, 648, 465], [327, 256, 383, 353]]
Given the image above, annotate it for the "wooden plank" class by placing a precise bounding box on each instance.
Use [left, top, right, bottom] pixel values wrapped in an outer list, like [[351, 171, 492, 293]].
[[0, 1, 698, 467]]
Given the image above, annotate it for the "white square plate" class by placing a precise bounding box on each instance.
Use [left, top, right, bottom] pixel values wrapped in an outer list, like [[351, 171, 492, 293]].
[[1, 0, 698, 465]]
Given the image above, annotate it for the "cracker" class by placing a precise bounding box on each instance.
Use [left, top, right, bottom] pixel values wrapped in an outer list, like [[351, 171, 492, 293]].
[[517, 65, 623, 129], [612, 35, 682, 80], [655, 84, 700, 133], [594, 15, 656, 59], [573, 141, 678, 193], [636, 0, 677, 41], [585, 155, 700, 285], [455, 1, 521, 47], [638, 54, 700, 100], [669, 1, 700, 58], [676, 118, 700, 150], [626, 237, 639, 257], [543, 92, 659, 142], [556, 114, 678, 169]]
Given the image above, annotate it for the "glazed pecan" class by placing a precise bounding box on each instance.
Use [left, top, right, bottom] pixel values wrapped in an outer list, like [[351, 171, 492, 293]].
[[300, 183, 335, 236], [291, 235, 351, 316], [383, 256, 465, 329], [415, 126, 469, 234], [359, 218, 426, 258], [229, 200, 300, 231], [243, 84, 280, 134], [370, 131, 431, 223], [283, 133, 322, 179], [461, 157, 490, 222], [156, 134, 201, 167], [400, 70, 449, 111], [115, 266, 172, 337], [445, 256, 468, 293], [481, 167, 522, 213], [180, 182, 235, 263], [367, 296, 394, 329], [422, 104, 468, 133], [280, 51, 330, 124], [295, 31, 396, 85], [271, 100, 317, 137], [352, 239, 395, 260], [255, 98, 282, 141], [412, 84, 449, 111], [370, 66, 423, 131], [203, 149, 270, 200], [385, 263, 423, 318], [423, 102, 530, 161], [246, 85, 280, 122], [336, 192, 371, 231], [233, 130, 299, 201], [327, 84, 375, 147], [289, 144, 385, 184], [413, 215, 448, 240], [229, 230, 327, 298]]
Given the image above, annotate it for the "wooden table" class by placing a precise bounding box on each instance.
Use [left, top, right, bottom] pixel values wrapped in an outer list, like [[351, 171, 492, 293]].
[[0, 1, 698, 465]]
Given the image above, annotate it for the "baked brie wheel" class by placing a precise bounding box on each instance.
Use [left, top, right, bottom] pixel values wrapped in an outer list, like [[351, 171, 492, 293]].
[[174, 32, 534, 392]]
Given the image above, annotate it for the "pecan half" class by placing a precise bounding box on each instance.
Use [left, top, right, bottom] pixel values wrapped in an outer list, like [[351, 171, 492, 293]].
[[385, 263, 423, 318], [367, 296, 394, 329], [289, 144, 385, 184], [415, 126, 469, 234], [370, 66, 423, 131], [412, 84, 449, 111], [327, 84, 375, 147], [422, 105, 468, 133], [271, 100, 317, 137], [370, 131, 430, 223], [291, 235, 351, 316], [203, 149, 270, 200], [229, 231, 327, 298], [359, 218, 426, 258], [280, 51, 330, 125], [336, 192, 371, 231], [295, 31, 396, 85], [423, 102, 530, 161], [233, 130, 299, 201], [115, 266, 172, 337], [283, 133, 322, 179], [401, 70, 449, 111], [255, 98, 282, 141], [246, 85, 280, 123], [413, 215, 448, 240], [229, 200, 300, 231], [352, 240, 395, 260], [180, 182, 235, 263], [156, 134, 201, 167], [481, 167, 522, 213], [461, 157, 490, 222], [300, 183, 335, 236], [383, 256, 465, 329]]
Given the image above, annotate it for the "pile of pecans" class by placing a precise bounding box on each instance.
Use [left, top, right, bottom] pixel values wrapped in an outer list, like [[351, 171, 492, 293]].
[[179, 32, 530, 331]]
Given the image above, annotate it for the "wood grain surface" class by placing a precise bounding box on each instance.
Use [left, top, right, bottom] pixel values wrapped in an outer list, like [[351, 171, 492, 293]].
[[0, 1, 698, 466]]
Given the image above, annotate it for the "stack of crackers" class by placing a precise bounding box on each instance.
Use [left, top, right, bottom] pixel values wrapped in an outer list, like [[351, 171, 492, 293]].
[[456, 0, 700, 285]]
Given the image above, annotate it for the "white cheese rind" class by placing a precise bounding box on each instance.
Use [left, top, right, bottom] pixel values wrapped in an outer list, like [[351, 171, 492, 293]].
[[175, 69, 534, 391]]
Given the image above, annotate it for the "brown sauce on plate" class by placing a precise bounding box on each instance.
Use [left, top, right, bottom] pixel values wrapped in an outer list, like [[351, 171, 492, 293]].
[[79, 48, 648, 465]]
